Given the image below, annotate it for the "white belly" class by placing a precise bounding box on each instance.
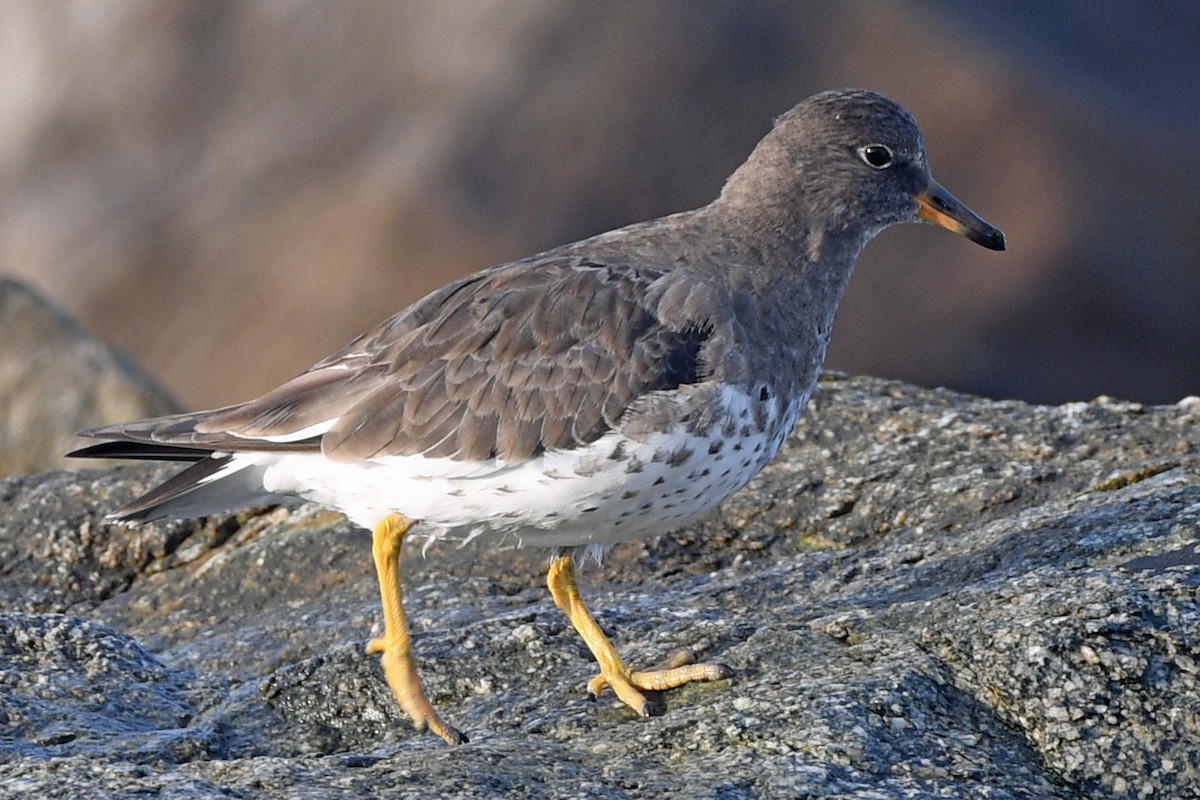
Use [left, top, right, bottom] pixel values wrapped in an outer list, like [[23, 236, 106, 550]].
[[259, 386, 807, 548]]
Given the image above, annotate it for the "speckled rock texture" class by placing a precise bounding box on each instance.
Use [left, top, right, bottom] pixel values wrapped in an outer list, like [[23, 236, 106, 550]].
[[0, 277, 179, 477], [1, 374, 1197, 799]]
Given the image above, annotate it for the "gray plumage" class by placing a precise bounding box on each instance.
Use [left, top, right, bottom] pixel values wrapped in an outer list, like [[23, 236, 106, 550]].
[[71, 89, 1004, 525]]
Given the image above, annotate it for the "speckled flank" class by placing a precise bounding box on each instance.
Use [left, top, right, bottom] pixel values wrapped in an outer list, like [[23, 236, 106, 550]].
[[258, 385, 809, 548]]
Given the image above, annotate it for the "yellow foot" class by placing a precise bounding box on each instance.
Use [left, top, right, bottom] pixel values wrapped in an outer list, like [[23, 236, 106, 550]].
[[586, 648, 734, 716], [369, 513, 466, 746], [367, 636, 467, 745], [547, 555, 732, 720]]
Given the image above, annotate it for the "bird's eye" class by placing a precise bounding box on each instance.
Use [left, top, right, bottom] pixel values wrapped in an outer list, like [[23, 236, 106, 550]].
[[858, 144, 893, 169]]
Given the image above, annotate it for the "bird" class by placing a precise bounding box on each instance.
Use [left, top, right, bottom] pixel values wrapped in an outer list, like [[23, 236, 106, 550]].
[[70, 89, 1005, 746]]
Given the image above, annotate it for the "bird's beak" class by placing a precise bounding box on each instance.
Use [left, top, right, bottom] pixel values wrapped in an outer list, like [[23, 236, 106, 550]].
[[914, 180, 1006, 251]]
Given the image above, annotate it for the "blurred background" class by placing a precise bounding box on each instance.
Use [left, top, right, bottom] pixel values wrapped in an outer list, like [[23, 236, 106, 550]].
[[1, 0, 1197, 410]]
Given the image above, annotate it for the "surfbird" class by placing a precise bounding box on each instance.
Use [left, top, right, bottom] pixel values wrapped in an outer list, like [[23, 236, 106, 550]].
[[71, 88, 1005, 745]]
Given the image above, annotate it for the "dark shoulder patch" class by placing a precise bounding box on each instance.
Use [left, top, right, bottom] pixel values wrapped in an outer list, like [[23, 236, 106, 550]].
[[658, 325, 711, 390]]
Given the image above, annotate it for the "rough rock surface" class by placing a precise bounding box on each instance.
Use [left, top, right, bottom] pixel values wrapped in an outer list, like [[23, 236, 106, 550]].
[[0, 277, 179, 476], [1, 374, 1198, 798]]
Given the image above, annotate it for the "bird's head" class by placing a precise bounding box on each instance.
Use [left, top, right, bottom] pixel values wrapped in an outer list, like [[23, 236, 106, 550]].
[[721, 89, 1005, 252]]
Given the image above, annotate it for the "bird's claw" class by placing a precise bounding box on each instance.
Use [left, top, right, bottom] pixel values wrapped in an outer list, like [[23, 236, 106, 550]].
[[586, 649, 732, 717]]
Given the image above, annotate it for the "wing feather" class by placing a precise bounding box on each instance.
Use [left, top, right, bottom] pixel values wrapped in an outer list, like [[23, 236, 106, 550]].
[[76, 253, 730, 464]]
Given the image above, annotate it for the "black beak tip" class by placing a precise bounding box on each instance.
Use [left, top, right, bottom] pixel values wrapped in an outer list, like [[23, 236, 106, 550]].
[[975, 226, 1006, 252]]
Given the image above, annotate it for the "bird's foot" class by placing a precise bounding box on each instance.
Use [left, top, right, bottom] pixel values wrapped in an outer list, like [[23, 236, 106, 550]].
[[586, 648, 733, 716], [367, 636, 467, 745]]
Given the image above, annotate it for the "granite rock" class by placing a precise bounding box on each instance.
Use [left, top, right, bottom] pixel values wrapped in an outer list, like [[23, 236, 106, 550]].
[[0, 278, 178, 477], [0, 374, 1197, 798]]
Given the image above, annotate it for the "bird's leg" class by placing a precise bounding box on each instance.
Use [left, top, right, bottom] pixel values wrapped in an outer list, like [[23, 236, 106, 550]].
[[366, 512, 466, 745], [546, 553, 731, 716]]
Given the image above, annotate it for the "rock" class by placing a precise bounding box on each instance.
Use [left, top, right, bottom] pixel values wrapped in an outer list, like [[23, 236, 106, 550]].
[[0, 374, 1197, 798], [0, 278, 179, 477]]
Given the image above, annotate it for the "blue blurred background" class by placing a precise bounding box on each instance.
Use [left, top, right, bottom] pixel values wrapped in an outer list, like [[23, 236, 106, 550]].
[[1, 1, 1196, 408]]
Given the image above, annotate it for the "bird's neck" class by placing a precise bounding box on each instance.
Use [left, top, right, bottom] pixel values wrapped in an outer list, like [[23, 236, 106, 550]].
[[699, 195, 870, 297], [687, 198, 872, 391]]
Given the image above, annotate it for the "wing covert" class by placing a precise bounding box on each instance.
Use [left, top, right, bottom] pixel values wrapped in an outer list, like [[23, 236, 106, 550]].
[[320, 258, 721, 462], [86, 256, 730, 462]]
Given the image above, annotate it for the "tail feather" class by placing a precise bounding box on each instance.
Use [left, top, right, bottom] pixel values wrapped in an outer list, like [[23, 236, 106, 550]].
[[106, 453, 294, 522], [75, 410, 323, 454], [67, 441, 213, 462], [71, 420, 304, 522]]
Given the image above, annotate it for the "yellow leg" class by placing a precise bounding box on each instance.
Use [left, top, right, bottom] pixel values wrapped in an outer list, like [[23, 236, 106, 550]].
[[546, 553, 731, 717], [365, 513, 466, 745]]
